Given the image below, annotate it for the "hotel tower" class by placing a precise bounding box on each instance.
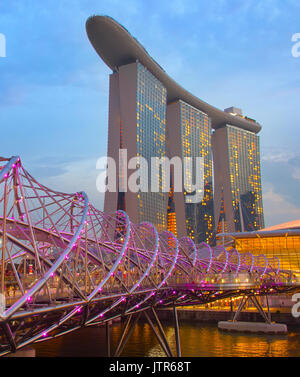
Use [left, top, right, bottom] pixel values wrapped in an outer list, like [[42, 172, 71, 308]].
[[86, 16, 264, 243]]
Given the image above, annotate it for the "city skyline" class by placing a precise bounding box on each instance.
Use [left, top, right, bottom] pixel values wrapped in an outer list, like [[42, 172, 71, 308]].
[[1, 1, 300, 227], [87, 15, 264, 242], [1, 1, 300, 359]]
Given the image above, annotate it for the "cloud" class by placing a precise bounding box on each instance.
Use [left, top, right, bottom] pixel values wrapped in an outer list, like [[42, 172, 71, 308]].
[[263, 183, 300, 226], [262, 149, 300, 184], [36, 157, 105, 211], [262, 146, 300, 167], [262, 151, 295, 163], [261, 148, 300, 213], [30, 165, 67, 179], [292, 168, 300, 180], [1, 0, 300, 229]]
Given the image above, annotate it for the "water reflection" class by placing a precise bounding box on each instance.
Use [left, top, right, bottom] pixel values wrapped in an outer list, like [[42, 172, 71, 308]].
[[33, 321, 300, 357]]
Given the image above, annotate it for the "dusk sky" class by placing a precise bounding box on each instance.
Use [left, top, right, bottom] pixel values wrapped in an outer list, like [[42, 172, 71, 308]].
[[1, 0, 300, 227]]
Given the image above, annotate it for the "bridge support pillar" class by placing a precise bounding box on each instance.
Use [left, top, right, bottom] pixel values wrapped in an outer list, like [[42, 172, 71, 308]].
[[144, 310, 172, 357], [114, 313, 141, 357], [218, 294, 288, 334], [173, 306, 181, 357], [151, 308, 174, 357], [113, 309, 175, 357], [232, 295, 248, 322], [250, 295, 271, 324], [106, 320, 111, 357], [1, 323, 16, 353], [231, 294, 273, 324], [231, 294, 272, 324], [266, 295, 271, 323]]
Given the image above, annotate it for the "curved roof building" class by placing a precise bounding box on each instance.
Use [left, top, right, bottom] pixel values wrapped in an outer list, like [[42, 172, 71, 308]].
[[216, 220, 300, 273], [86, 15, 264, 241], [86, 15, 261, 134]]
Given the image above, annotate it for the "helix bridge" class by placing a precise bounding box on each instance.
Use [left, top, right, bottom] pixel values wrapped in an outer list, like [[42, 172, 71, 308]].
[[0, 156, 299, 356]]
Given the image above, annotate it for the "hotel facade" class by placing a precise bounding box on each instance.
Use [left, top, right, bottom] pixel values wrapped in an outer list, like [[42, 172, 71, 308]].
[[213, 122, 264, 234], [86, 16, 264, 244]]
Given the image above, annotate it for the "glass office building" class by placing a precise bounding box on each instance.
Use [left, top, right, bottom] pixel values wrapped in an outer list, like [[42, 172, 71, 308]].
[[87, 16, 264, 243], [166, 100, 214, 244], [104, 60, 168, 232], [180, 101, 214, 244], [213, 124, 264, 234], [136, 62, 168, 232], [227, 125, 264, 231]]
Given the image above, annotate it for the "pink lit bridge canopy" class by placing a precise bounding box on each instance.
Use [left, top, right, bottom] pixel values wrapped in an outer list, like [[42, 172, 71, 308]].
[[0, 156, 299, 355]]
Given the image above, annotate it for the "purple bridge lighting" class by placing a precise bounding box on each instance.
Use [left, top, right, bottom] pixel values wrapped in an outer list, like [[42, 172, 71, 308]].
[[0, 156, 299, 356]]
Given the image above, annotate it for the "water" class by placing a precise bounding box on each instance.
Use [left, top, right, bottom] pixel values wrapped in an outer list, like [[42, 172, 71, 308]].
[[33, 320, 300, 357]]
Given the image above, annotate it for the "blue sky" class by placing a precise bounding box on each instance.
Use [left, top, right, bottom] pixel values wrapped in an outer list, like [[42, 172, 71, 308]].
[[1, 0, 300, 227]]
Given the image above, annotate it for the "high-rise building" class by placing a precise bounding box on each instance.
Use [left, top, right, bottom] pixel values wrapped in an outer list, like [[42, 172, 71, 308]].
[[212, 124, 264, 233], [104, 61, 168, 232], [167, 100, 214, 243], [86, 15, 264, 243]]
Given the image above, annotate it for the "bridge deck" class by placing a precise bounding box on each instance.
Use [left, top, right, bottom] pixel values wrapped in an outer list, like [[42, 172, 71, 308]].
[[0, 156, 299, 355]]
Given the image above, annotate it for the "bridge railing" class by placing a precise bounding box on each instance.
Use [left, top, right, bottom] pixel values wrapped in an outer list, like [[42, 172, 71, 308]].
[[0, 156, 299, 338]]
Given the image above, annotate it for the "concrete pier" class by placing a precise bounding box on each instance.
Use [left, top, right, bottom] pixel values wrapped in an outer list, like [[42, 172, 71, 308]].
[[218, 321, 288, 334]]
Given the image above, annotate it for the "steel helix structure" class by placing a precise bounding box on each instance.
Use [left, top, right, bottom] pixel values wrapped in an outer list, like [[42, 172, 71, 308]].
[[0, 156, 298, 355]]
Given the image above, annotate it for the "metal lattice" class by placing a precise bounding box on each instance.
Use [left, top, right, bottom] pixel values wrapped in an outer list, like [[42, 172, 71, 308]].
[[0, 156, 298, 355]]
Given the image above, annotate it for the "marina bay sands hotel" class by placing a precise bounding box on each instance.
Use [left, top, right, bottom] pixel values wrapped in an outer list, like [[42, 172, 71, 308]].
[[86, 15, 264, 244]]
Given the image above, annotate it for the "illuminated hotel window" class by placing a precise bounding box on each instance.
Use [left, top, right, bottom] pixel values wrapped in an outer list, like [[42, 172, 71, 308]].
[[136, 62, 168, 232], [179, 101, 214, 244], [226, 125, 264, 232]]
